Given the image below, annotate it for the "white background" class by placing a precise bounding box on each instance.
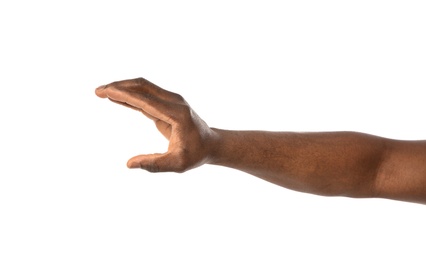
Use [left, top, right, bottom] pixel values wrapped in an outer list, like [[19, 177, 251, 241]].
[[1, 1, 425, 259]]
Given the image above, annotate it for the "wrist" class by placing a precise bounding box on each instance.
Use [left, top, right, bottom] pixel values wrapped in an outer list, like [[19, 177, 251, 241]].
[[206, 128, 232, 166]]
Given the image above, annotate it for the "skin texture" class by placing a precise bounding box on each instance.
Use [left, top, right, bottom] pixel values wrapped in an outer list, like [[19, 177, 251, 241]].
[[95, 77, 426, 204]]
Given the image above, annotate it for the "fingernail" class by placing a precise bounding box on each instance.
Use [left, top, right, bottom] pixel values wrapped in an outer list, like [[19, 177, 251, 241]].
[[127, 161, 137, 168], [95, 85, 107, 96]]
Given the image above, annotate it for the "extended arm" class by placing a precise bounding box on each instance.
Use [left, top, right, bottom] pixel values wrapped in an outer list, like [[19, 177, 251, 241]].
[[95, 78, 426, 204], [210, 129, 426, 204]]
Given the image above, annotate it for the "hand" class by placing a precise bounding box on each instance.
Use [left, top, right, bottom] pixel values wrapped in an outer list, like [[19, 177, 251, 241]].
[[95, 77, 217, 172]]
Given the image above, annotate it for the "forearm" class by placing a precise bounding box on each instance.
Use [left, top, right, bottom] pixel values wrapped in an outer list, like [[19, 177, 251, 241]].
[[209, 129, 388, 198]]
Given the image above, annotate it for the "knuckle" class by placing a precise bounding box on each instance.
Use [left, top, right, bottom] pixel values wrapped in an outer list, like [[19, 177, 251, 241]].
[[173, 93, 185, 103], [141, 161, 161, 173], [134, 77, 148, 86], [104, 82, 117, 90], [178, 104, 192, 120], [167, 104, 192, 124]]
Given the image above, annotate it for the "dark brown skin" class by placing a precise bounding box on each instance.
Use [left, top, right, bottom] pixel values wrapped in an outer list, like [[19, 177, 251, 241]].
[[95, 77, 426, 204]]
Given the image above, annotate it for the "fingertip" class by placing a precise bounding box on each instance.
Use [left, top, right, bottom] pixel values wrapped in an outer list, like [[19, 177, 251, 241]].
[[127, 159, 138, 169], [95, 85, 107, 98]]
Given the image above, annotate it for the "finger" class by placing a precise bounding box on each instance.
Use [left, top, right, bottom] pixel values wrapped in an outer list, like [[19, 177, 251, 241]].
[[132, 78, 182, 102], [95, 85, 108, 98], [100, 84, 176, 124], [100, 78, 183, 103], [108, 98, 142, 112], [99, 92, 161, 123], [127, 153, 186, 173]]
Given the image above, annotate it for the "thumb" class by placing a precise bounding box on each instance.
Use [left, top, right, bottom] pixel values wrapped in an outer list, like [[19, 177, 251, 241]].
[[127, 153, 183, 173]]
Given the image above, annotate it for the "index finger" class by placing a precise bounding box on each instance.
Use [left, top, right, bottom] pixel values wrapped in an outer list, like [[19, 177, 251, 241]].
[[96, 81, 177, 124], [96, 77, 183, 103]]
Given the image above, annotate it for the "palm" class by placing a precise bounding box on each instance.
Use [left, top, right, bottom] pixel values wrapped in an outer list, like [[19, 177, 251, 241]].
[[154, 120, 172, 140]]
